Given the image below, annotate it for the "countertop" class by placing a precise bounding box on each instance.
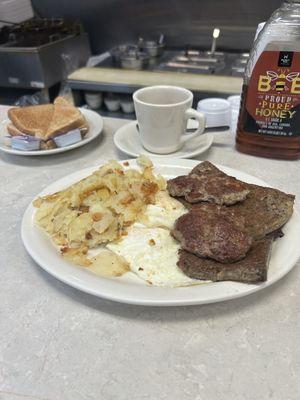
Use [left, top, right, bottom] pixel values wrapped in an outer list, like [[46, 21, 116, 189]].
[[0, 106, 299, 400], [68, 67, 242, 94]]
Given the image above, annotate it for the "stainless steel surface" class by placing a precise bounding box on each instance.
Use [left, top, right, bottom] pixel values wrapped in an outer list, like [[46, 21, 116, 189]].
[[69, 79, 140, 94], [165, 62, 212, 72], [119, 48, 150, 70], [67, 45, 244, 119], [176, 56, 218, 63], [0, 19, 91, 89], [0, 33, 91, 88], [32, 0, 281, 53], [90, 49, 249, 77], [138, 35, 165, 57], [140, 42, 164, 57]]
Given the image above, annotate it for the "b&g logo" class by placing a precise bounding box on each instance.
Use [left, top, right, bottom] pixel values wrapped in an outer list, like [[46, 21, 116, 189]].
[[258, 70, 300, 93]]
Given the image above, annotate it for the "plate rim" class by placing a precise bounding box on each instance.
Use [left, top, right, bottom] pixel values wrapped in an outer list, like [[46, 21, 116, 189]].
[[113, 120, 214, 159], [0, 108, 103, 156], [21, 158, 300, 306]]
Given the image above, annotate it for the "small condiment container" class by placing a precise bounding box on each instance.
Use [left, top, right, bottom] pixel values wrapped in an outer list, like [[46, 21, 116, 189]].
[[227, 95, 241, 143], [53, 129, 82, 147], [197, 98, 230, 128], [11, 135, 41, 151], [104, 93, 120, 111], [120, 96, 135, 113], [227, 95, 241, 110], [84, 91, 103, 109], [4, 136, 12, 147]]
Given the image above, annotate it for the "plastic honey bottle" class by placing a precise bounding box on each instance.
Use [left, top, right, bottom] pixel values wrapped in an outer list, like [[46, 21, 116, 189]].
[[236, 0, 300, 159]]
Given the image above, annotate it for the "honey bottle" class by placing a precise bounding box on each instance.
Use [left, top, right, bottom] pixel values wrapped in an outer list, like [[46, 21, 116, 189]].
[[236, 0, 300, 159]]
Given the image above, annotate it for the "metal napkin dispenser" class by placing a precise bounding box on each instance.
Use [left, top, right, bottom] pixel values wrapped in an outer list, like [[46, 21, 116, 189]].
[[0, 19, 91, 89]]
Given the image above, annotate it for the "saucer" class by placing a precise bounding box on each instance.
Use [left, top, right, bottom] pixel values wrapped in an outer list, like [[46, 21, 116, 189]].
[[113, 120, 214, 159]]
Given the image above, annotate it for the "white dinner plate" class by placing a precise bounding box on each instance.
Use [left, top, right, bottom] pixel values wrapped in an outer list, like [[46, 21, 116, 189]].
[[0, 108, 103, 156], [21, 158, 300, 306], [114, 120, 214, 159]]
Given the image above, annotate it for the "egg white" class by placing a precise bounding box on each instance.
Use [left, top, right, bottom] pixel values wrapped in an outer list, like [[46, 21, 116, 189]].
[[107, 191, 199, 287], [107, 226, 197, 287], [139, 190, 187, 230]]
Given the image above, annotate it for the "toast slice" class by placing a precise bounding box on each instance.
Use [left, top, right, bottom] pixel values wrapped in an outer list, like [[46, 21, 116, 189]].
[[7, 97, 88, 140], [53, 96, 71, 106], [45, 102, 87, 140], [7, 123, 27, 137], [8, 105, 54, 139]]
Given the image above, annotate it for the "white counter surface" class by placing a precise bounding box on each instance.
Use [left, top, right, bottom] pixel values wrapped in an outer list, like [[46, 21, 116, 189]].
[[68, 67, 243, 95], [0, 106, 299, 400]]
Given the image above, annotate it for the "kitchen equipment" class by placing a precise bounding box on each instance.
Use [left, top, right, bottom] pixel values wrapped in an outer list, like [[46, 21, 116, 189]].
[[111, 44, 133, 63], [138, 34, 165, 57], [68, 38, 247, 120], [120, 48, 149, 70], [210, 28, 220, 55], [0, 18, 91, 89], [94, 48, 246, 76]]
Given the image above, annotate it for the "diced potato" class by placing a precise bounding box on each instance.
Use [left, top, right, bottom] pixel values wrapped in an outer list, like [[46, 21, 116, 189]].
[[61, 245, 91, 267], [89, 250, 129, 277], [33, 157, 161, 267], [68, 213, 93, 243]]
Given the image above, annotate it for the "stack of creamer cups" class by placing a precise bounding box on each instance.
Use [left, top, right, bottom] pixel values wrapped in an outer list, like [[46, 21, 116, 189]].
[[197, 96, 241, 145]]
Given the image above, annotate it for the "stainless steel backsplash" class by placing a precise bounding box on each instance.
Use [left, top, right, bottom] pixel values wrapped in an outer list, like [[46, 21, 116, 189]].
[[32, 0, 281, 53]]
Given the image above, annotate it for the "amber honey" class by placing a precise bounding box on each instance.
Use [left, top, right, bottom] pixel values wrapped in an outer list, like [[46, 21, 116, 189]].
[[236, 0, 300, 160]]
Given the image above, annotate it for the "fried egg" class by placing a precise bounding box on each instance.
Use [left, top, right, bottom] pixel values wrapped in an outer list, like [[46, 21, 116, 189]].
[[107, 191, 198, 287], [107, 226, 197, 287], [138, 190, 187, 230]]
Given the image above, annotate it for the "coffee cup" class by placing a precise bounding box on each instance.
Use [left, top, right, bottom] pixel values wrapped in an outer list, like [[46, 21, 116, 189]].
[[133, 85, 206, 154]]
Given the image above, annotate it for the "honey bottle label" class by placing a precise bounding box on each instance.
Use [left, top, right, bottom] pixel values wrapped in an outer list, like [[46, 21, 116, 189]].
[[243, 50, 300, 137]]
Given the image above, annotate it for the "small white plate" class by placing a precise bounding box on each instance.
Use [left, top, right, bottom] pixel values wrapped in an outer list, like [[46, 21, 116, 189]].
[[0, 108, 103, 156], [21, 158, 300, 306], [114, 120, 214, 159]]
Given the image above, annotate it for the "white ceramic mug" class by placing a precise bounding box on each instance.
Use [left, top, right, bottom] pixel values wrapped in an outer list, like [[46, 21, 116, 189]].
[[133, 85, 206, 154]]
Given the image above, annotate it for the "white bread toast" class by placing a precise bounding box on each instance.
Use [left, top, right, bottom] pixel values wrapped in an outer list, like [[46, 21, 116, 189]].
[[45, 102, 87, 140], [8, 105, 54, 139], [7, 123, 26, 137], [54, 96, 89, 137], [7, 97, 89, 141], [53, 97, 71, 106]]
